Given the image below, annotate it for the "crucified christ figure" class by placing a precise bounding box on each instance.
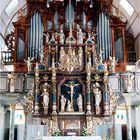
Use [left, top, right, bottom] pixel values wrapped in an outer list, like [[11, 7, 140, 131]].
[[64, 81, 80, 103]]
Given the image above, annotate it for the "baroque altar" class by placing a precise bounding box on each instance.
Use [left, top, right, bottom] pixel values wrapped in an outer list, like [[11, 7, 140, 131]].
[[24, 18, 117, 136]]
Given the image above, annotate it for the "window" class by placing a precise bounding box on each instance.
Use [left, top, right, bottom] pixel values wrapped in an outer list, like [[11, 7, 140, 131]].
[[5, 0, 18, 16], [120, 0, 134, 16]]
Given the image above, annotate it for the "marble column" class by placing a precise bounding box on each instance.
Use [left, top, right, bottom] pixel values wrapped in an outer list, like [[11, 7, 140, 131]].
[[9, 104, 16, 140]]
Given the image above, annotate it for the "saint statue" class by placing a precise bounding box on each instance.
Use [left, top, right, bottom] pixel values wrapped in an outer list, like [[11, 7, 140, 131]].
[[93, 88, 102, 114], [66, 100, 73, 112], [93, 88, 102, 106], [59, 29, 65, 44], [77, 28, 84, 45], [41, 83, 50, 113], [24, 57, 34, 72], [60, 95, 66, 112], [7, 72, 16, 92], [77, 95, 83, 112]]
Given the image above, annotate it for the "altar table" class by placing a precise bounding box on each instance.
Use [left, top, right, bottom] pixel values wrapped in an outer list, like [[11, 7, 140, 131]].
[[42, 136, 102, 140]]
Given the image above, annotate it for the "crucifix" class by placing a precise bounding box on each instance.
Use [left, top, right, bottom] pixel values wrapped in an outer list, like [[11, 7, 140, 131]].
[[64, 81, 80, 103]]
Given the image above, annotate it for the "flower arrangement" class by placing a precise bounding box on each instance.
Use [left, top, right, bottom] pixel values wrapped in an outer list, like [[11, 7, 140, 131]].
[[81, 127, 91, 136], [52, 128, 62, 136]]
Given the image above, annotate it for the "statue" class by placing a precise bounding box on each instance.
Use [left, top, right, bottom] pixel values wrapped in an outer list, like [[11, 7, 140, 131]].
[[77, 28, 84, 44], [43, 32, 50, 43], [7, 72, 16, 92], [93, 88, 102, 114], [78, 46, 83, 66], [123, 73, 135, 92], [60, 95, 66, 112], [41, 83, 50, 114], [77, 95, 83, 112], [59, 47, 65, 61], [59, 29, 65, 44], [64, 81, 80, 103], [24, 57, 34, 72], [66, 100, 73, 112], [94, 88, 102, 106], [109, 56, 118, 73], [40, 47, 44, 63], [99, 49, 104, 62]]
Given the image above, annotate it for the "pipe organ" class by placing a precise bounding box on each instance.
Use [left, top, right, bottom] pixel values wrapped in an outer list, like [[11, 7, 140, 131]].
[[12, 0, 127, 72]]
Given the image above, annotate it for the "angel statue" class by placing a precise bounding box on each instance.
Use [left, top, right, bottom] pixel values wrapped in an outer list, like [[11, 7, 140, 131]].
[[24, 57, 34, 72], [7, 72, 17, 92]]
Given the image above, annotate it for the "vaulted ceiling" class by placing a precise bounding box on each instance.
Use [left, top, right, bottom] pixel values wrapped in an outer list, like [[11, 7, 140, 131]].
[[0, 0, 140, 40]]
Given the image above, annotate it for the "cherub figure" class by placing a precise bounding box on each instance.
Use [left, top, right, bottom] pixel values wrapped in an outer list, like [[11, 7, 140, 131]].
[[24, 57, 34, 72]]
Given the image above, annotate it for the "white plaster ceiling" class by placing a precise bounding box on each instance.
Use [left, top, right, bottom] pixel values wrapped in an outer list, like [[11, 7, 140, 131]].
[[0, 0, 140, 38]]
